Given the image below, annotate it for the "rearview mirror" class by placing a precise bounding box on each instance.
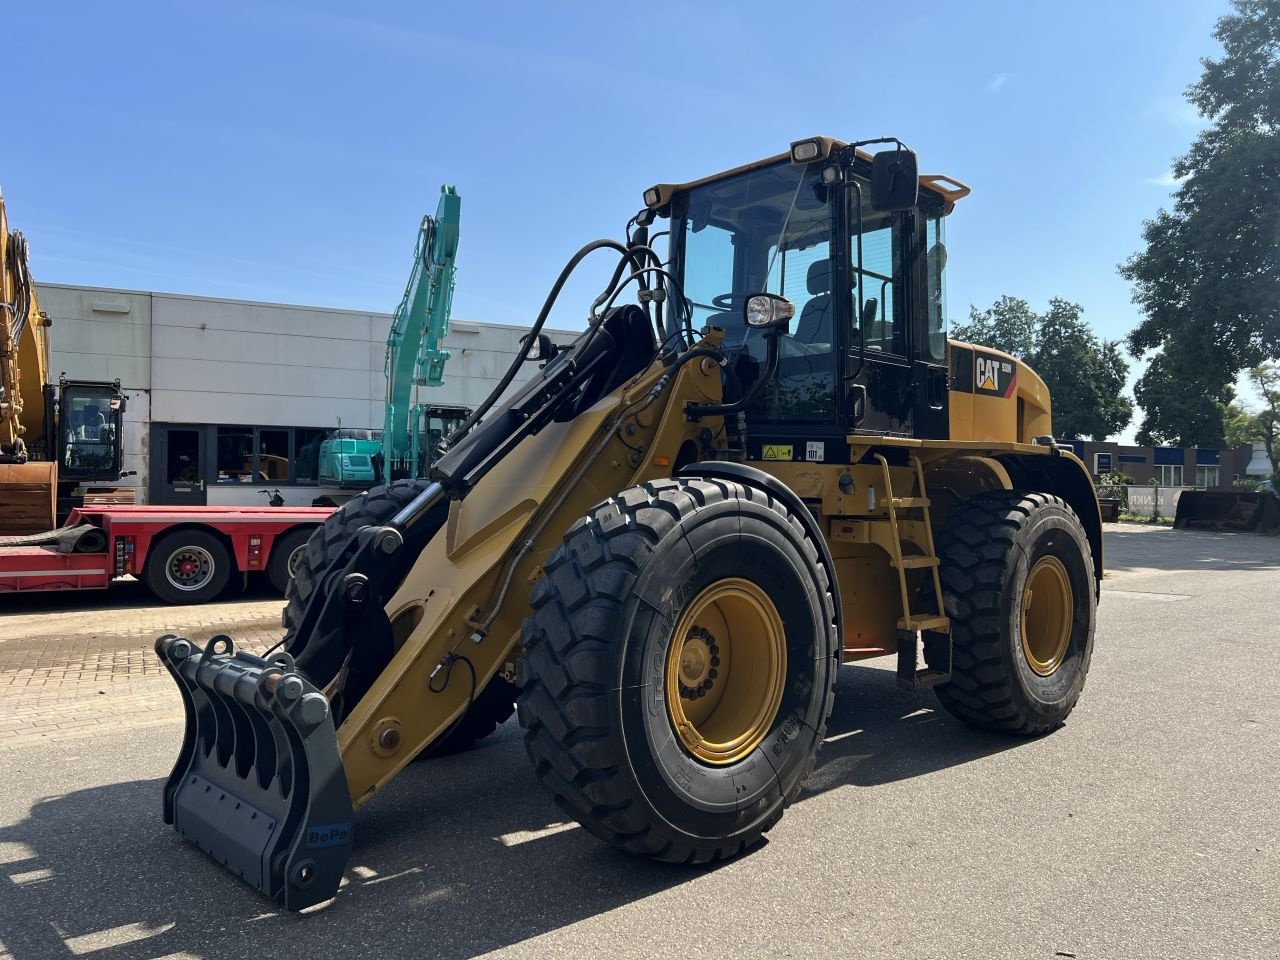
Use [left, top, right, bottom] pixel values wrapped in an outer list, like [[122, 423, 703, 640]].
[[744, 293, 794, 331], [870, 148, 918, 211]]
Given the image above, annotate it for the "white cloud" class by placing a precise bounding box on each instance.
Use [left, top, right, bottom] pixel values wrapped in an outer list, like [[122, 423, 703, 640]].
[[1144, 171, 1189, 187], [986, 72, 1012, 94]]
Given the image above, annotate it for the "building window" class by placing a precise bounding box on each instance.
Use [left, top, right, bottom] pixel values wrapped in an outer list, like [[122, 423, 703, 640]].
[[216, 427, 255, 483], [1195, 466, 1220, 489], [1094, 452, 1113, 474], [294, 428, 328, 484], [215, 425, 331, 484], [257, 429, 290, 481], [1154, 464, 1184, 487]]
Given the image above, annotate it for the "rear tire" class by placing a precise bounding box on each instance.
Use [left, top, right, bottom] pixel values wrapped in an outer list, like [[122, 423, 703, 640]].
[[925, 490, 1096, 735], [283, 479, 435, 671], [144, 529, 232, 605], [517, 477, 839, 863]]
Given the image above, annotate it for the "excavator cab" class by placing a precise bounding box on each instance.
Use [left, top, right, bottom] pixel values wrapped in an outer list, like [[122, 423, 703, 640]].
[[52, 378, 126, 482]]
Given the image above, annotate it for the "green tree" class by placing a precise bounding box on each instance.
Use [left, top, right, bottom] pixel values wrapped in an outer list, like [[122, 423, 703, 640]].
[[955, 295, 1037, 358], [1222, 400, 1259, 447], [1248, 362, 1280, 476], [954, 296, 1133, 441], [1120, 0, 1280, 437], [1132, 351, 1230, 446]]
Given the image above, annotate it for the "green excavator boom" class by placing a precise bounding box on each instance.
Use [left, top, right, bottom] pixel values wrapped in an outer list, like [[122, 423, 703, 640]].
[[381, 185, 461, 480]]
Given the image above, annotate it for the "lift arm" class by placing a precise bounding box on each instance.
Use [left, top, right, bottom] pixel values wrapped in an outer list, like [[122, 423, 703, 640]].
[[381, 185, 461, 479]]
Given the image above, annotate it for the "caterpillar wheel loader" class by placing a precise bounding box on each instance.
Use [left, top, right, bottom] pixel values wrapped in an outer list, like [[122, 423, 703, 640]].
[[155, 136, 1101, 911]]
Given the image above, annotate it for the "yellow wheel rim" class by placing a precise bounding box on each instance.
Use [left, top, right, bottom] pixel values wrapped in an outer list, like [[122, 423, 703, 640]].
[[665, 578, 786, 765], [1020, 556, 1073, 676]]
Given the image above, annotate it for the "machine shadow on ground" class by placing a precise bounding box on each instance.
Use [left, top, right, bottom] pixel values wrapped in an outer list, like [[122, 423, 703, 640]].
[[0, 666, 1023, 960]]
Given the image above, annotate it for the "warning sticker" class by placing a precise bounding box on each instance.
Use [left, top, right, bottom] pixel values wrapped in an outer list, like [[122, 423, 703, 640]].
[[805, 441, 825, 462], [762, 444, 793, 461]]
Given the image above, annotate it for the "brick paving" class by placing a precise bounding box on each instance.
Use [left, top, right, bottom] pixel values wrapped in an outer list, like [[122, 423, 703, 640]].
[[0, 591, 285, 749]]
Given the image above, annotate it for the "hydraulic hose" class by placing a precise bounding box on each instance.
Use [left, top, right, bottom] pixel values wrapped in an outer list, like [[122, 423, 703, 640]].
[[445, 238, 635, 446]]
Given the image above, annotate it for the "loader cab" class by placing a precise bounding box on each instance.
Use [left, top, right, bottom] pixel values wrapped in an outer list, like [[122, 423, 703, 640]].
[[657, 141, 964, 455], [52, 378, 126, 482]]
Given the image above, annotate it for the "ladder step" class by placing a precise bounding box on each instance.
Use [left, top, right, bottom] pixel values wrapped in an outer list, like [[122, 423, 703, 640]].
[[888, 497, 930, 509], [898, 615, 950, 632], [893, 556, 940, 570], [910, 669, 952, 689]]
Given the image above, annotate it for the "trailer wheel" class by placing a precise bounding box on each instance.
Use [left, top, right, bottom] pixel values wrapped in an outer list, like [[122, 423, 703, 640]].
[[282, 479, 516, 751], [924, 490, 1096, 735], [517, 477, 839, 863], [144, 529, 232, 604], [267, 527, 314, 595]]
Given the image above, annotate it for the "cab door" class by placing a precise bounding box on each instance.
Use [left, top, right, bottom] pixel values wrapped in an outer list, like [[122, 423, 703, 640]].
[[843, 202, 915, 436]]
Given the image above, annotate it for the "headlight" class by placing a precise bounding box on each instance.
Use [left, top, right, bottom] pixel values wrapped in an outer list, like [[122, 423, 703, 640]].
[[745, 293, 795, 329], [790, 138, 821, 163]]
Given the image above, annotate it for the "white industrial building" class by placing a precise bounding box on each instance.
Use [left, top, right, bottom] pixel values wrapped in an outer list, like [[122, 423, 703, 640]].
[[36, 283, 571, 506]]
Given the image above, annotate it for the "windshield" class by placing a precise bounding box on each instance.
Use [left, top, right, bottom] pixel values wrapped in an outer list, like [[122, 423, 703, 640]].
[[673, 160, 837, 422], [60, 385, 121, 479]]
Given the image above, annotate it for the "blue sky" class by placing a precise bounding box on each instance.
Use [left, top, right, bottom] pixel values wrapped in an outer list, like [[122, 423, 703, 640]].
[[6, 1, 1230, 433]]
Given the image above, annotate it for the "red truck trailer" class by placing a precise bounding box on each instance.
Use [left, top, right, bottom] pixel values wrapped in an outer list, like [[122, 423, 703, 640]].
[[0, 504, 332, 603]]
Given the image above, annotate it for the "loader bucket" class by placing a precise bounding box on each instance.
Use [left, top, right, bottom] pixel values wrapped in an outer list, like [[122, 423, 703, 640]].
[[1173, 491, 1280, 533], [155, 634, 354, 911]]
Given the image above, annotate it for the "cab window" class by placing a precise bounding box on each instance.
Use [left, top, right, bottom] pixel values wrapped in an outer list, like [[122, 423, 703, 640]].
[[851, 192, 907, 358]]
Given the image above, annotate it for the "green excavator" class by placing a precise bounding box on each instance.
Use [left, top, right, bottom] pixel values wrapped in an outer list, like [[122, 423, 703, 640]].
[[316, 186, 470, 498]]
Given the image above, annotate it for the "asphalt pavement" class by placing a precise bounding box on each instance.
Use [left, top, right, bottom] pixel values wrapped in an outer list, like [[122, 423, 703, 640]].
[[1, 524, 1277, 959]]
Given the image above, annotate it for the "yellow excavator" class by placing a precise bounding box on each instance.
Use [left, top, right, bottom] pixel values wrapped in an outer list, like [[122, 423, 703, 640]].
[[155, 137, 1101, 910], [1, 189, 128, 535]]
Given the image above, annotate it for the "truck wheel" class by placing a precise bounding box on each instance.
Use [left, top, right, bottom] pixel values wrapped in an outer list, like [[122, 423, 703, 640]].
[[925, 490, 1096, 735], [144, 529, 232, 604], [282, 479, 516, 751], [267, 527, 314, 595], [517, 477, 839, 863]]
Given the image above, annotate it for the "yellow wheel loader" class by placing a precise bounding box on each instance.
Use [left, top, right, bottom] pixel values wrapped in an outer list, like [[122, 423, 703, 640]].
[[155, 136, 1101, 910]]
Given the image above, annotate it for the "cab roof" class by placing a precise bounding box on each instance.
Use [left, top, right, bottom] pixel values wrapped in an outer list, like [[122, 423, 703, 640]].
[[643, 136, 971, 215]]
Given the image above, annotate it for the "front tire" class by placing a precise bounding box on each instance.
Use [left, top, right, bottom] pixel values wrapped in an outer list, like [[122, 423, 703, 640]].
[[926, 490, 1096, 735], [517, 478, 839, 863], [283, 479, 516, 750]]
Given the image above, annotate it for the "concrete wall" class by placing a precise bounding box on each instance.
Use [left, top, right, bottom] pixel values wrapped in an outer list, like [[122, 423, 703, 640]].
[[40, 286, 152, 388], [149, 293, 386, 429]]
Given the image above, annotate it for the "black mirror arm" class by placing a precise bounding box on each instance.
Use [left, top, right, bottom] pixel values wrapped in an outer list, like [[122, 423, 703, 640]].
[[686, 330, 781, 419]]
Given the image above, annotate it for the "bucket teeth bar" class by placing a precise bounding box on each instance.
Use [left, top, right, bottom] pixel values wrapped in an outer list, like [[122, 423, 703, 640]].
[[155, 634, 354, 911]]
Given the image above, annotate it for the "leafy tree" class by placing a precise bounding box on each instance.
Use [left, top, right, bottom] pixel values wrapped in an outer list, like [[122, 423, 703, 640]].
[[1217, 364, 1279, 476], [956, 295, 1037, 358], [1132, 350, 1230, 447], [954, 296, 1133, 441], [1222, 400, 1259, 447], [1120, 0, 1280, 436], [1247, 362, 1280, 476]]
